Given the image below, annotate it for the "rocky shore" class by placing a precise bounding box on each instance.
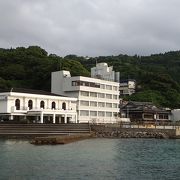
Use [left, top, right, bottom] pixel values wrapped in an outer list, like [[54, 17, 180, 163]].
[[94, 130, 168, 138], [91, 125, 179, 139]]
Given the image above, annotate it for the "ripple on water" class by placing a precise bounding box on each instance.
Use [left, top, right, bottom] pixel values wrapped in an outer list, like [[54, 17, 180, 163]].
[[0, 138, 180, 180]]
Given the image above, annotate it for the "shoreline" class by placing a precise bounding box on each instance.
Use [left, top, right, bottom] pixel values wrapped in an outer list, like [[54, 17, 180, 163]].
[[0, 124, 180, 144]]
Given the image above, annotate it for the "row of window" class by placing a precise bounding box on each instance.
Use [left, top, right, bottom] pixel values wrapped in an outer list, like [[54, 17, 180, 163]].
[[80, 101, 118, 108], [80, 91, 118, 99], [72, 80, 118, 91], [143, 113, 168, 120], [158, 114, 169, 120], [15, 99, 67, 110], [80, 110, 117, 117], [72, 81, 100, 88]]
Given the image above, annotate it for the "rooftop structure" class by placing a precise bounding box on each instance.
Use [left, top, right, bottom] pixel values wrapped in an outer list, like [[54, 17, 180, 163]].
[[91, 62, 120, 82]]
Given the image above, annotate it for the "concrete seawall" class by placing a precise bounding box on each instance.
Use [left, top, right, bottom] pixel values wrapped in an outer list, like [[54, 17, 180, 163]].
[[91, 125, 179, 139]]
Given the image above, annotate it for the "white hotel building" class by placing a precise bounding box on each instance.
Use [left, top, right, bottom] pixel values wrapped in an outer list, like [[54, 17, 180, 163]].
[[51, 63, 120, 123]]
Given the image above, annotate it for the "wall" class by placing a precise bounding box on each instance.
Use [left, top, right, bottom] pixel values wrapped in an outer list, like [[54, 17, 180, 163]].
[[91, 125, 177, 138], [172, 109, 180, 121], [0, 96, 8, 113]]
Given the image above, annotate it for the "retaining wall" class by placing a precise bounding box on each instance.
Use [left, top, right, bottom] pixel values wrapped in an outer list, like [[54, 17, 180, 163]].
[[91, 125, 178, 139]]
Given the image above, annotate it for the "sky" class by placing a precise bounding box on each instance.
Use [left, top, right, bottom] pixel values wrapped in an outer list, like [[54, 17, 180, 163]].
[[0, 0, 180, 57]]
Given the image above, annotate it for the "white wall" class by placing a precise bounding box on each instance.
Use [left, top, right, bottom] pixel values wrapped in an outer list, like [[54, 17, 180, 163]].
[[0, 96, 8, 113], [91, 63, 116, 81], [51, 71, 71, 96], [172, 109, 180, 121]]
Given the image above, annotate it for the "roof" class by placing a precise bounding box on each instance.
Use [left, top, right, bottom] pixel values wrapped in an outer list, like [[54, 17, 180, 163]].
[[121, 101, 171, 113], [0, 88, 67, 97], [128, 101, 153, 106]]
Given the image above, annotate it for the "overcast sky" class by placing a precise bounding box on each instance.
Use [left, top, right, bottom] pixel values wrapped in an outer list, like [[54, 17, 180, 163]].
[[0, 0, 180, 57]]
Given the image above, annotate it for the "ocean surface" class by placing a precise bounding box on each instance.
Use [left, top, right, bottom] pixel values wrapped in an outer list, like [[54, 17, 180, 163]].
[[0, 138, 180, 180]]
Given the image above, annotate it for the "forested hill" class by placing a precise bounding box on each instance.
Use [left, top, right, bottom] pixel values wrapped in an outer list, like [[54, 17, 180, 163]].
[[0, 46, 180, 108]]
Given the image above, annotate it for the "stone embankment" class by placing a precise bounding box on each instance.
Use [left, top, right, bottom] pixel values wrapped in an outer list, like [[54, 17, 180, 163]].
[[94, 130, 167, 138], [91, 125, 178, 139]]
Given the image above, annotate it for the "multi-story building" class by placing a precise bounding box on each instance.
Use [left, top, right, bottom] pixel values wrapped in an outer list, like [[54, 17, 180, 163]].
[[51, 63, 120, 123], [119, 79, 136, 96], [0, 88, 77, 123]]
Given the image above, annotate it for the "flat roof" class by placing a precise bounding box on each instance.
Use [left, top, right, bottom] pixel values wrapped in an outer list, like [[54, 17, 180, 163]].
[[0, 88, 67, 97]]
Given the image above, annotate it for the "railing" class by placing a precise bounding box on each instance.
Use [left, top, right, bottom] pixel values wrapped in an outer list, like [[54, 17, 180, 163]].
[[121, 124, 177, 130], [11, 106, 76, 113], [90, 122, 180, 130]]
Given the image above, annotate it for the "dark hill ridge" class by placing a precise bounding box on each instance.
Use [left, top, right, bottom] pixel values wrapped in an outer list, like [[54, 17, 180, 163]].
[[0, 46, 179, 108]]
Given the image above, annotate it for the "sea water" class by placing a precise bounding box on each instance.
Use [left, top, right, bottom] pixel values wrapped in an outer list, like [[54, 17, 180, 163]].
[[0, 138, 180, 180]]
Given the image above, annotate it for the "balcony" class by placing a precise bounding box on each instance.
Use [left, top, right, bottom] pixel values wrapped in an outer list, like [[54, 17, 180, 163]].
[[29, 107, 76, 113], [11, 106, 76, 114]]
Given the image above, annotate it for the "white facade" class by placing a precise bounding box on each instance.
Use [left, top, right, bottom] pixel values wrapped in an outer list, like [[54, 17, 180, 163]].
[[91, 62, 120, 82], [171, 109, 180, 121], [0, 90, 77, 123], [51, 63, 120, 123]]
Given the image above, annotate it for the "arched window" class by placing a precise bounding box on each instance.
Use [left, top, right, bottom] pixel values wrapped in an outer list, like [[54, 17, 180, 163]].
[[40, 101, 45, 109], [52, 102, 56, 109], [15, 99, 20, 110], [28, 100, 33, 110], [62, 102, 66, 110]]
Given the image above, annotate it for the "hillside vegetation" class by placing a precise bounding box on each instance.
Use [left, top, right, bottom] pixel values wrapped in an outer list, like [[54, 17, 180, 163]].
[[0, 46, 179, 108]]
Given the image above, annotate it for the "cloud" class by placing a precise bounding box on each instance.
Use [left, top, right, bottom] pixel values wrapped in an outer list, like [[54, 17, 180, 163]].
[[0, 0, 180, 56]]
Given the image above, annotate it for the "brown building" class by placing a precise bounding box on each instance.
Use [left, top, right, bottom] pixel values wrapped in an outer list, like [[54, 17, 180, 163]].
[[120, 101, 171, 123]]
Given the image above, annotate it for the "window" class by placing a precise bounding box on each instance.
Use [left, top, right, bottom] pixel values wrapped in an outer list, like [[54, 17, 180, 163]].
[[106, 103, 112, 108], [143, 113, 153, 119], [28, 100, 33, 110], [106, 85, 112, 90], [90, 111, 97, 116], [90, 101, 97, 107], [113, 86, 118, 91], [80, 101, 89, 106], [15, 99, 20, 110], [106, 94, 112, 99], [72, 80, 100, 88], [90, 92, 97, 97], [106, 112, 112, 117], [40, 101, 45, 109], [113, 103, 118, 108], [80, 91, 89, 96], [52, 102, 56, 109], [100, 84, 105, 89], [98, 111, 105, 117], [80, 110, 89, 116], [98, 93, 105, 98], [62, 102, 66, 110], [72, 81, 77, 86], [98, 102, 105, 107], [159, 114, 169, 120], [113, 95, 118, 99]]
